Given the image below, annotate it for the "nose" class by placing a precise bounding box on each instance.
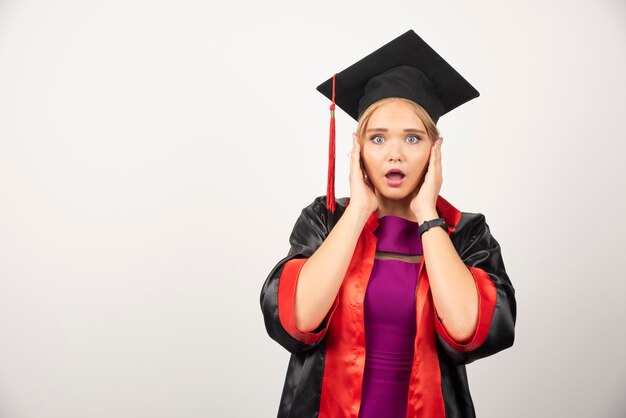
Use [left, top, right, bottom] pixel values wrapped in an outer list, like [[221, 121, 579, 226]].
[[386, 141, 404, 162]]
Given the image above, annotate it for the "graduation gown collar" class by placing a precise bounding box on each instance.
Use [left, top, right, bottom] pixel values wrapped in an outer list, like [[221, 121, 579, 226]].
[[345, 194, 462, 234]]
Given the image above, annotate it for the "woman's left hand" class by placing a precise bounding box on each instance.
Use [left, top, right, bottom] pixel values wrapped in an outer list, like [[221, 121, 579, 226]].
[[410, 137, 443, 222]]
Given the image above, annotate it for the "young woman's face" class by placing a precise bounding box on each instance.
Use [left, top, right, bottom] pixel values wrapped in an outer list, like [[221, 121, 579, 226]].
[[360, 99, 433, 201]]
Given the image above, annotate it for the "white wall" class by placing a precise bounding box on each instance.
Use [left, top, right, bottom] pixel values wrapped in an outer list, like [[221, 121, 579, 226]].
[[0, 0, 624, 417]]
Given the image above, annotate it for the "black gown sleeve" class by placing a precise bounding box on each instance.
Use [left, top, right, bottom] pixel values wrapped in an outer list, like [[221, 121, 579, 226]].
[[434, 212, 517, 364], [260, 196, 340, 354]]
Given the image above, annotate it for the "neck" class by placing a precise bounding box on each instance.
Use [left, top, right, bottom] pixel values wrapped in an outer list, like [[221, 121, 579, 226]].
[[374, 193, 418, 222]]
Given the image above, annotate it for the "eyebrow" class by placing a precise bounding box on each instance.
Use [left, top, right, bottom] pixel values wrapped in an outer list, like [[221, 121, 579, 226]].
[[366, 127, 427, 134]]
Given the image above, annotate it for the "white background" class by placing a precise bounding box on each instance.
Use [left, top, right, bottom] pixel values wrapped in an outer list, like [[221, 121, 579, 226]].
[[1, 0, 625, 417]]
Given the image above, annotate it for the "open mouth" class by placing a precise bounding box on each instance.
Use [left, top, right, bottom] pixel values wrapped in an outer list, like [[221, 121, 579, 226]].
[[385, 169, 405, 180]]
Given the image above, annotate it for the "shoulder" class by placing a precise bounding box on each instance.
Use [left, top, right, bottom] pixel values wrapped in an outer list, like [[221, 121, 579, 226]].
[[286, 196, 351, 254], [307, 195, 350, 210], [299, 195, 351, 229], [450, 211, 488, 252], [456, 211, 487, 233]]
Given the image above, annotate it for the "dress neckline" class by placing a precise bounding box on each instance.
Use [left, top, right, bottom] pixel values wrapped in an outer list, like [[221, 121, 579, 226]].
[[374, 215, 423, 255], [377, 214, 419, 224]]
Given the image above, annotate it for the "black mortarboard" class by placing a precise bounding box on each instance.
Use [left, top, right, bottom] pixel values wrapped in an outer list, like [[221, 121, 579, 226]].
[[316, 29, 480, 213]]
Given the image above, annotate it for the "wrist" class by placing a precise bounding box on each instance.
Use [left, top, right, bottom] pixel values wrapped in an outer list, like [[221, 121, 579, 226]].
[[345, 204, 374, 225], [415, 209, 439, 225], [418, 217, 448, 237]]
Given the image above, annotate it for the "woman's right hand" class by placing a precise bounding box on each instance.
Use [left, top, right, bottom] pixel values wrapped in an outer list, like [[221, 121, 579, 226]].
[[349, 133, 378, 215]]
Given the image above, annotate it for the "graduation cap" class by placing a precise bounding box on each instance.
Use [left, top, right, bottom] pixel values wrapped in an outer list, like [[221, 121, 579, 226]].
[[316, 29, 479, 213]]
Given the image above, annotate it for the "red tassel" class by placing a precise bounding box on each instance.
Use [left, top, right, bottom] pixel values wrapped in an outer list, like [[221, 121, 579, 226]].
[[326, 74, 337, 213]]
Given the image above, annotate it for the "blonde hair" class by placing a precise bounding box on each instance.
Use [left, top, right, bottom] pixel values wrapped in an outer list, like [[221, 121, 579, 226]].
[[355, 97, 440, 144]]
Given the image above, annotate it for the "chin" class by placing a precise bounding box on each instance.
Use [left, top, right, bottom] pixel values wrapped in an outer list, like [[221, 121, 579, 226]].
[[375, 187, 413, 201]]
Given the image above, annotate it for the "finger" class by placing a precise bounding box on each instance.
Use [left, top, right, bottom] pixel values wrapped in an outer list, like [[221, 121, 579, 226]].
[[435, 138, 442, 162], [435, 138, 442, 176], [350, 139, 361, 176], [428, 140, 437, 169], [437, 137, 442, 159]]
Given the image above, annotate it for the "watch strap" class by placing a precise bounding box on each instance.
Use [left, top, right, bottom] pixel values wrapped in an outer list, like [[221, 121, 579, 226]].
[[418, 217, 448, 237]]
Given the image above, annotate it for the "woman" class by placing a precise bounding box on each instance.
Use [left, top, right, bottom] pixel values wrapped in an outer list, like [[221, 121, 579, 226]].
[[260, 30, 516, 418]]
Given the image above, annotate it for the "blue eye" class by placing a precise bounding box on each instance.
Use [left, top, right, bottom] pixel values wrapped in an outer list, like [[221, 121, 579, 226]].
[[406, 135, 421, 144], [370, 135, 385, 144]]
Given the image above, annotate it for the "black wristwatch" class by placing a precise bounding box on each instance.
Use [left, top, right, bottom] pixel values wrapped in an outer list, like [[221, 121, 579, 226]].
[[418, 217, 448, 237]]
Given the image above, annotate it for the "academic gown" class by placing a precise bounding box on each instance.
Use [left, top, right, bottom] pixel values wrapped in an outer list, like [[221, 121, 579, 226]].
[[260, 194, 516, 418]]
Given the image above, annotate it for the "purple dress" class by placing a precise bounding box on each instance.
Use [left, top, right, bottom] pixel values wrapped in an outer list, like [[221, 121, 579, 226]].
[[358, 215, 423, 418]]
